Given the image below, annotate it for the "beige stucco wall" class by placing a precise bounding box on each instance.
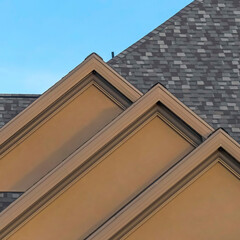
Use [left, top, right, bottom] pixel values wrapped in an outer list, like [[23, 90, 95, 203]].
[[0, 85, 122, 191], [127, 163, 240, 240], [8, 116, 193, 240]]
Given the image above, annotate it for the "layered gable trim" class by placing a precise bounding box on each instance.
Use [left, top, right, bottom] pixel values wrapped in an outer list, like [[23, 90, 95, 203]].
[[108, 0, 240, 143], [0, 53, 144, 192], [87, 129, 240, 240], [0, 53, 142, 158], [0, 83, 213, 238]]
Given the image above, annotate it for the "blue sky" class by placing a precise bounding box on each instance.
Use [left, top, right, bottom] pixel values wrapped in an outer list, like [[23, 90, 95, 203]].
[[0, 0, 192, 94]]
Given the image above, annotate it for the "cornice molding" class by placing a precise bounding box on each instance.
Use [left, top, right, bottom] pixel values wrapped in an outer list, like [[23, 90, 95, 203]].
[[153, 84, 214, 138], [0, 73, 133, 159], [0, 83, 216, 238], [86, 129, 240, 240], [0, 53, 142, 158]]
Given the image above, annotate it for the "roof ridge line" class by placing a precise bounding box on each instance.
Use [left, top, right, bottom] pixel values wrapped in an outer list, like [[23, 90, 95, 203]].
[[108, 0, 203, 63]]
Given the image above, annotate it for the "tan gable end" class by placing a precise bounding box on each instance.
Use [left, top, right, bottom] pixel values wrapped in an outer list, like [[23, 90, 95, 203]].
[[0, 53, 141, 192], [0, 77, 213, 239]]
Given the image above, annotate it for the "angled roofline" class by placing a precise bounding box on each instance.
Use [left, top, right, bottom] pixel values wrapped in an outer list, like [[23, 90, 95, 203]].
[[0, 83, 213, 236], [108, 0, 202, 62], [86, 129, 240, 240], [0, 53, 142, 152], [149, 83, 214, 138]]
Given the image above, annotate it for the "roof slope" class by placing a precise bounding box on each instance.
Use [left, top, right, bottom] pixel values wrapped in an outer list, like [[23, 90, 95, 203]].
[[108, 0, 240, 142]]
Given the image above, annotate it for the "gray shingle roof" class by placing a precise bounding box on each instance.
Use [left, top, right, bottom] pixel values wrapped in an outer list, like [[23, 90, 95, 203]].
[[108, 0, 240, 143], [0, 94, 39, 128], [0, 192, 23, 212]]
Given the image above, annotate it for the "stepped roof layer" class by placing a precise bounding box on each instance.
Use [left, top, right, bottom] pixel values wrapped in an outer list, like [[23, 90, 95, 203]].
[[108, 0, 240, 142], [0, 0, 239, 144]]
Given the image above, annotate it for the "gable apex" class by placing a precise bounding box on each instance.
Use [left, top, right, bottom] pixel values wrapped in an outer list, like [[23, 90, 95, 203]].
[[86, 129, 240, 240], [142, 83, 214, 138], [0, 53, 142, 158], [0, 76, 214, 237], [108, 0, 240, 143]]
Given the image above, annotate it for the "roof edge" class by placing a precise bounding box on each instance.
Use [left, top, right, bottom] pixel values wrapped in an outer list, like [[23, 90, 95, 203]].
[[0, 79, 216, 235], [108, 0, 203, 63], [0, 53, 142, 150], [86, 129, 240, 240]]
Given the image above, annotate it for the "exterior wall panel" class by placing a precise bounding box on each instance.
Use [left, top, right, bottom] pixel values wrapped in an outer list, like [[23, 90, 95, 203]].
[[0, 85, 122, 191], [126, 163, 240, 240], [7, 116, 193, 240]]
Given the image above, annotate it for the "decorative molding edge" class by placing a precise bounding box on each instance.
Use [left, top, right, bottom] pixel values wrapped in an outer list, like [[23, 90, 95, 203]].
[[0, 54, 142, 158], [0, 83, 216, 238], [86, 130, 240, 240], [0, 71, 133, 159], [0, 101, 201, 238]]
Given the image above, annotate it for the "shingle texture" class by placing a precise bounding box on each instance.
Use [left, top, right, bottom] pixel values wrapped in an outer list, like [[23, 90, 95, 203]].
[[0, 94, 39, 128], [108, 0, 240, 143], [0, 192, 23, 212]]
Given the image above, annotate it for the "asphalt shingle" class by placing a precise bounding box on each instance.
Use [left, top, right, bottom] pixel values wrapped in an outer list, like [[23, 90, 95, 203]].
[[0, 94, 39, 128], [108, 0, 240, 143], [0, 192, 23, 212]]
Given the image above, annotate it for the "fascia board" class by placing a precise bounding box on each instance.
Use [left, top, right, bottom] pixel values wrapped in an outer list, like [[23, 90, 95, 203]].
[[0, 84, 216, 233], [217, 129, 240, 158], [0, 53, 142, 148], [86, 129, 240, 240], [93, 56, 143, 101], [0, 84, 161, 231], [155, 84, 214, 138]]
